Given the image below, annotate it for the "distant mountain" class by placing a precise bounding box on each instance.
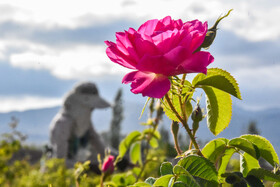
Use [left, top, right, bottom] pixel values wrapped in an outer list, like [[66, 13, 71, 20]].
[[0, 101, 279, 154]]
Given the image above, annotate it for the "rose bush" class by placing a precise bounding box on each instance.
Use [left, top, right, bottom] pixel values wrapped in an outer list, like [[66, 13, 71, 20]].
[[105, 16, 214, 98]]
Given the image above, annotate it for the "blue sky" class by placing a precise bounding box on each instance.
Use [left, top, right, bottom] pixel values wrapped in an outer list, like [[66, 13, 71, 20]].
[[0, 0, 280, 112]]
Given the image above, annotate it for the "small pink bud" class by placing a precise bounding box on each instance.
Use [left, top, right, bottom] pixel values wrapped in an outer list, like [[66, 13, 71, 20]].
[[101, 155, 114, 174]]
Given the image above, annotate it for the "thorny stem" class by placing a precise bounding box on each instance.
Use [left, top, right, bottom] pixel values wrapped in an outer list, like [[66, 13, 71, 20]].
[[172, 121, 182, 155], [164, 94, 184, 123], [189, 121, 198, 149], [164, 94, 203, 156]]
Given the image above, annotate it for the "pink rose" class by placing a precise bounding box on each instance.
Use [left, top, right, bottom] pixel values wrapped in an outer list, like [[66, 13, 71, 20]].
[[105, 16, 214, 98], [101, 155, 114, 174]]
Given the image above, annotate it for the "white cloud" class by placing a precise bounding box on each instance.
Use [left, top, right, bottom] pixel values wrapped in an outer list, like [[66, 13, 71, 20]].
[[0, 96, 62, 112], [1, 0, 279, 41], [1, 0, 280, 112], [9, 44, 129, 80], [233, 64, 280, 89]]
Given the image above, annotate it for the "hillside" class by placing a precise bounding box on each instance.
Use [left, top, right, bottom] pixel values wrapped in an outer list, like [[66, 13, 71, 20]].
[[0, 101, 279, 154]]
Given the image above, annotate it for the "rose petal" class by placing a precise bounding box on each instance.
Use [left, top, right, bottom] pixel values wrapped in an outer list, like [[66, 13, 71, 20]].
[[180, 51, 214, 74], [136, 46, 192, 76], [115, 32, 140, 61], [122, 71, 170, 98], [183, 20, 208, 52], [138, 19, 159, 36], [134, 35, 159, 57], [152, 29, 181, 53], [105, 41, 137, 69]]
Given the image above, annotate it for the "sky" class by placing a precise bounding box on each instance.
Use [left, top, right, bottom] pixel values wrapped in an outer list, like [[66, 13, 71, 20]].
[[0, 0, 280, 113]]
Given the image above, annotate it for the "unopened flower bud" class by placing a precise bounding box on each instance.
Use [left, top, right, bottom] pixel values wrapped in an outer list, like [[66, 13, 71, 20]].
[[171, 121, 179, 137], [191, 105, 203, 123], [102, 155, 114, 174], [200, 9, 233, 49]]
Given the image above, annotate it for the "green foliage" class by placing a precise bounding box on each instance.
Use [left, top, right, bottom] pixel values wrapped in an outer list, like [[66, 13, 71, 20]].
[[192, 68, 242, 136], [201, 138, 228, 163], [222, 172, 264, 186], [111, 172, 137, 186], [139, 155, 219, 187], [162, 79, 194, 122], [130, 141, 142, 165], [240, 134, 279, 166], [192, 68, 241, 99], [153, 174, 174, 187], [247, 168, 280, 182], [145, 177, 156, 185], [1, 62, 280, 187], [201, 135, 280, 185], [203, 86, 232, 135], [173, 165, 200, 187], [160, 162, 173, 175], [118, 131, 141, 159], [229, 137, 260, 159], [177, 156, 218, 184], [241, 153, 260, 177], [218, 148, 236, 177]]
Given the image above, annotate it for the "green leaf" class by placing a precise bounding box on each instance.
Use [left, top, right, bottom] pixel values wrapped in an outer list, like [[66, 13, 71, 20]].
[[176, 175, 200, 187], [240, 135, 279, 166], [245, 175, 264, 187], [173, 182, 187, 187], [241, 153, 260, 177], [160, 162, 173, 176], [202, 138, 228, 162], [118, 131, 141, 158], [173, 165, 200, 187], [203, 86, 232, 135], [247, 168, 280, 182], [193, 177, 219, 187], [132, 167, 141, 176], [153, 174, 174, 187], [125, 174, 137, 185], [192, 68, 242, 99], [129, 141, 142, 165], [112, 173, 136, 186], [177, 155, 218, 182], [222, 172, 242, 184], [218, 148, 236, 177], [168, 176, 175, 187], [128, 182, 151, 187], [173, 165, 189, 175], [112, 174, 126, 185], [229, 137, 260, 159], [149, 137, 159, 148], [144, 177, 156, 185]]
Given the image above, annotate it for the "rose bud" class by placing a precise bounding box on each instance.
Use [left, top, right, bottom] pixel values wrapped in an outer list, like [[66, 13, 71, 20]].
[[191, 104, 203, 123], [200, 9, 233, 50], [101, 155, 114, 174]]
